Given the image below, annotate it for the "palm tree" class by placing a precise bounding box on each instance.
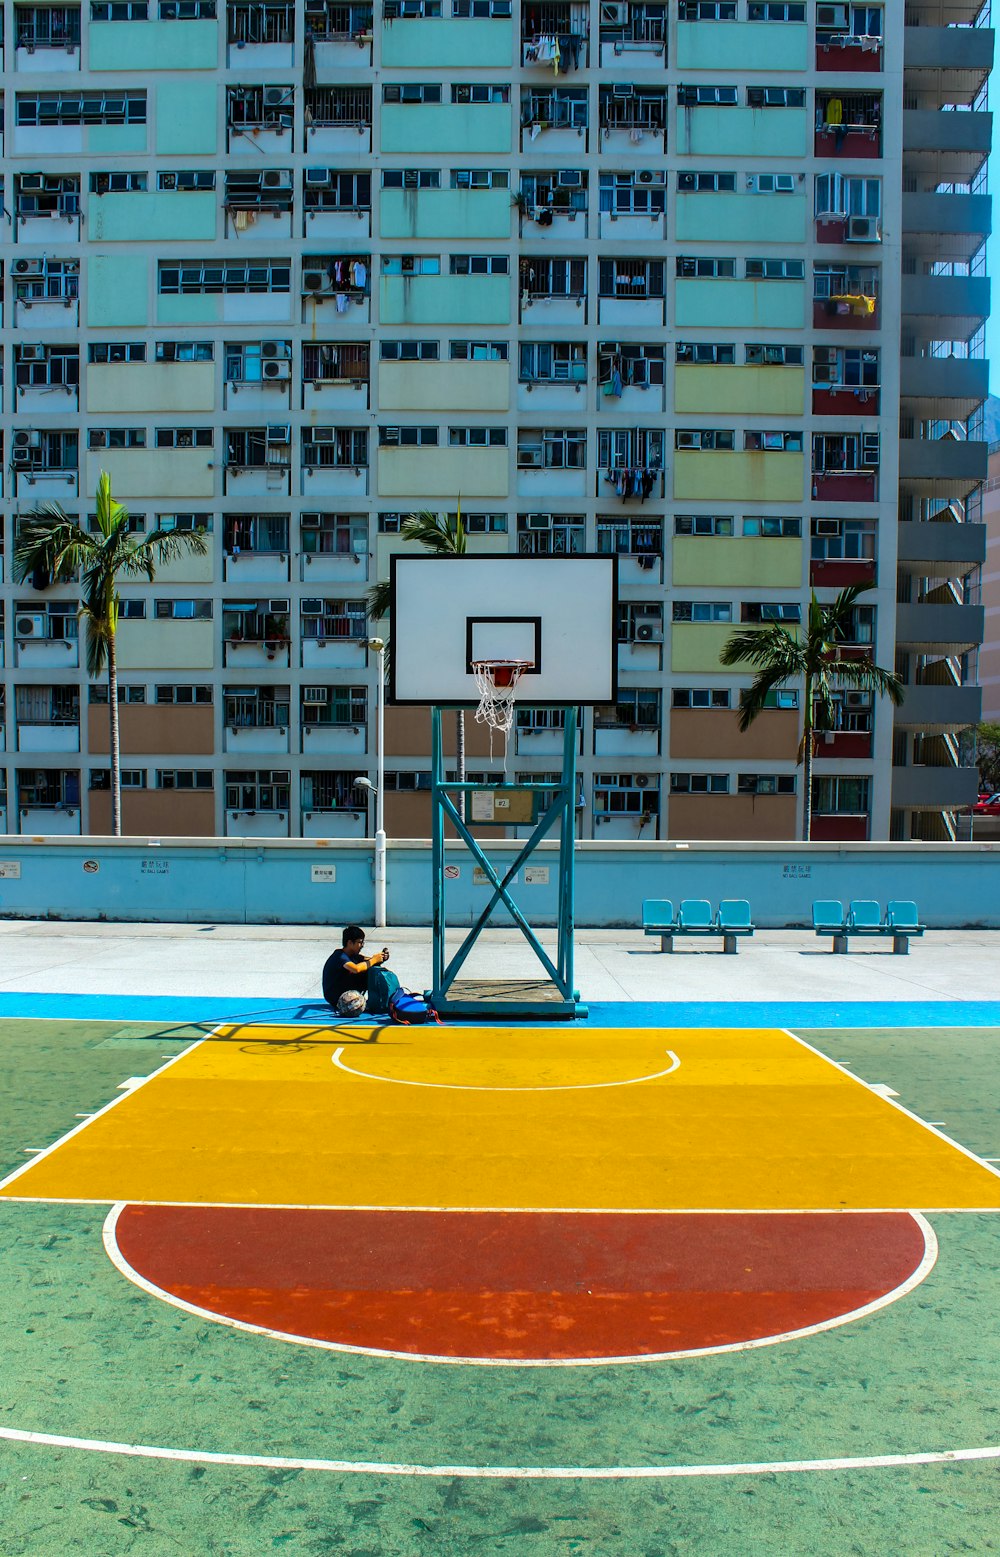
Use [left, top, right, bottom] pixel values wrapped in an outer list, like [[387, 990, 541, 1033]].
[[14, 471, 209, 837], [720, 584, 903, 841], [367, 507, 468, 814]]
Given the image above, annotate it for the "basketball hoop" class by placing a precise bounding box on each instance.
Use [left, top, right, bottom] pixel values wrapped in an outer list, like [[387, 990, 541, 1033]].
[[472, 658, 532, 749]]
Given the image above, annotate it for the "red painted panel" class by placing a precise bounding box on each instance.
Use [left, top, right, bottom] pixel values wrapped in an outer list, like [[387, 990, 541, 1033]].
[[114, 1206, 925, 1360], [811, 472, 877, 502], [810, 560, 876, 588], [810, 815, 870, 842], [815, 732, 872, 760], [813, 299, 879, 331], [815, 128, 881, 160], [815, 216, 848, 246], [816, 42, 883, 73], [812, 387, 880, 417]]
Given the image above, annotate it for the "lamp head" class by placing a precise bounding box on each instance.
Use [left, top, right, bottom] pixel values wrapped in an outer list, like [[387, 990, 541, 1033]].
[[365, 636, 385, 653], [354, 776, 374, 793]]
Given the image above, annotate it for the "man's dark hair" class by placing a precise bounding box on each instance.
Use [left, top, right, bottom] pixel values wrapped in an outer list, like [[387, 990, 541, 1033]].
[[342, 925, 365, 946]]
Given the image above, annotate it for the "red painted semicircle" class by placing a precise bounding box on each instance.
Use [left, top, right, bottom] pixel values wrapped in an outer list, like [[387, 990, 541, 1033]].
[[112, 1207, 928, 1362]]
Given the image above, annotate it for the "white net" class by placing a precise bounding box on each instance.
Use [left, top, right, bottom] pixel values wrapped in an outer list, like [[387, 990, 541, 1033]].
[[472, 659, 531, 760]]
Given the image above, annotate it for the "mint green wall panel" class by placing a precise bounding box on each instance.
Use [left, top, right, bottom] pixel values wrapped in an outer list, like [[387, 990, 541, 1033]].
[[88, 192, 216, 243], [676, 193, 806, 245], [674, 280, 805, 330], [380, 104, 511, 155], [380, 187, 511, 240], [379, 274, 509, 325], [676, 21, 807, 71], [156, 294, 224, 325], [156, 80, 218, 155], [85, 124, 147, 155], [381, 18, 513, 67], [88, 255, 149, 327], [675, 107, 808, 159], [88, 19, 218, 70]]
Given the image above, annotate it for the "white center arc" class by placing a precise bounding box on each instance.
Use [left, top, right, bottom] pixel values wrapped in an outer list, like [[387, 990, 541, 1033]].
[[331, 1047, 681, 1092]]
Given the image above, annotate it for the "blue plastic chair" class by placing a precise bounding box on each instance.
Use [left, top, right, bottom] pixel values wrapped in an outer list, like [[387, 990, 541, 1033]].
[[885, 900, 924, 934], [847, 900, 882, 933], [812, 900, 845, 932], [677, 899, 714, 933], [716, 899, 754, 954], [642, 898, 676, 931]]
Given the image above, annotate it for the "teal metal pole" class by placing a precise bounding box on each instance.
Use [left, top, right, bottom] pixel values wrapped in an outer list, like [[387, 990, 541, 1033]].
[[560, 706, 577, 997], [431, 706, 445, 996]]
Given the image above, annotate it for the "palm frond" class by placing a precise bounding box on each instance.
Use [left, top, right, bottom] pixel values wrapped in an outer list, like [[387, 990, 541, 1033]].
[[122, 525, 210, 581], [829, 656, 905, 707], [400, 509, 467, 556], [719, 623, 804, 673], [367, 579, 391, 622], [735, 664, 799, 734], [13, 508, 95, 585]]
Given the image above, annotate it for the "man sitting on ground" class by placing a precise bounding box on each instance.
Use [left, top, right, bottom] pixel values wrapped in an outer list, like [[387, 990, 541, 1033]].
[[322, 925, 391, 1014]]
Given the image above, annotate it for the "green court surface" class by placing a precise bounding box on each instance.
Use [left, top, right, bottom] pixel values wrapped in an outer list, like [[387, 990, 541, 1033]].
[[0, 1016, 998, 1557]]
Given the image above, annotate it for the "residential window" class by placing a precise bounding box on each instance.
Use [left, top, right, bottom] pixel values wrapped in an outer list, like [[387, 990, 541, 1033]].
[[225, 771, 291, 812], [519, 342, 587, 384], [158, 261, 291, 294], [381, 168, 440, 189], [155, 686, 213, 704], [597, 518, 663, 559], [227, 427, 291, 467], [90, 1, 147, 14], [302, 342, 369, 383], [812, 432, 880, 472], [738, 774, 796, 795], [812, 346, 880, 388], [743, 430, 802, 452], [618, 602, 664, 643], [812, 776, 870, 815], [15, 686, 80, 726], [379, 426, 438, 447], [381, 340, 439, 361], [225, 170, 293, 209], [594, 774, 659, 815], [452, 0, 511, 14], [16, 345, 80, 388], [17, 769, 81, 808], [382, 84, 442, 104], [740, 602, 801, 623], [303, 429, 369, 466], [155, 769, 213, 788], [451, 512, 507, 533], [747, 173, 797, 194], [815, 173, 881, 219], [157, 513, 212, 533], [745, 258, 803, 280], [224, 686, 291, 729], [154, 599, 213, 620], [450, 340, 509, 361], [156, 341, 215, 361], [88, 428, 146, 449], [451, 84, 509, 104], [670, 773, 729, 793], [226, 341, 289, 383], [90, 767, 147, 789], [599, 85, 667, 130], [763, 688, 799, 709], [300, 513, 368, 556], [678, 84, 737, 106], [672, 601, 732, 622], [302, 86, 373, 127], [810, 517, 876, 561], [449, 255, 509, 275], [16, 5, 83, 44], [672, 688, 731, 709], [516, 428, 586, 469], [380, 255, 440, 276], [15, 173, 80, 219], [599, 689, 661, 730], [678, 1, 736, 17], [90, 172, 147, 193], [15, 91, 146, 125], [227, 1, 295, 46], [675, 343, 735, 364], [598, 259, 664, 299], [88, 343, 146, 363], [521, 88, 588, 130], [382, 771, 433, 791], [11, 431, 79, 471], [300, 687, 368, 726], [118, 599, 147, 618], [516, 513, 585, 555], [748, 2, 805, 17], [224, 514, 288, 553], [11, 258, 80, 303], [599, 1, 667, 42], [299, 598, 367, 640], [160, 0, 216, 16], [675, 515, 734, 536], [598, 428, 664, 469], [747, 85, 805, 106], [742, 516, 802, 537], [813, 263, 880, 302], [675, 429, 735, 451], [383, 0, 440, 14], [89, 684, 147, 704], [745, 343, 803, 366], [515, 707, 567, 732], [451, 168, 509, 189], [676, 256, 736, 279], [303, 170, 371, 211], [677, 170, 736, 193], [519, 257, 586, 297], [155, 427, 213, 448], [448, 427, 507, 446], [598, 171, 667, 217], [597, 342, 665, 388]]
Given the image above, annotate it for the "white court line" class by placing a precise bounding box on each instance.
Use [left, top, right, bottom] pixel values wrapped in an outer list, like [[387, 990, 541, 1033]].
[[331, 1046, 681, 1092], [0, 1026, 219, 1197], [782, 1030, 1000, 1187], [101, 1207, 938, 1369], [0, 1423, 997, 1481]]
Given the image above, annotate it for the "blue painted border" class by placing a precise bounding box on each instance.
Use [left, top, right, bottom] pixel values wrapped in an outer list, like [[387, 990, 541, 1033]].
[[1, 993, 998, 1029]]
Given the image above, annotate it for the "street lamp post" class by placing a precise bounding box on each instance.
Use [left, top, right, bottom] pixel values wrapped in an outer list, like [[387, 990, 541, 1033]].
[[362, 636, 386, 928]]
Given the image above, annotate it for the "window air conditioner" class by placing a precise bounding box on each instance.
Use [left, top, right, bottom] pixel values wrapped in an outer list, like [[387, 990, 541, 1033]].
[[20, 345, 46, 361], [266, 424, 291, 444], [303, 271, 327, 293], [268, 598, 289, 613], [637, 169, 654, 184], [301, 599, 323, 615], [263, 360, 291, 380], [634, 774, 650, 788], [558, 170, 583, 187], [814, 346, 837, 364], [14, 430, 43, 449], [676, 344, 693, 361], [12, 448, 33, 465], [20, 174, 46, 193], [612, 84, 634, 97], [260, 340, 289, 359], [815, 519, 840, 536], [305, 168, 330, 187], [16, 614, 47, 637], [846, 215, 880, 242], [301, 513, 321, 527], [676, 432, 699, 449], [845, 692, 869, 708], [13, 259, 41, 276], [262, 170, 292, 190], [519, 449, 544, 467], [264, 87, 293, 108], [635, 622, 662, 643], [311, 427, 336, 443], [817, 3, 849, 28], [303, 686, 328, 702], [601, 2, 628, 23], [527, 513, 549, 529], [812, 364, 836, 383]]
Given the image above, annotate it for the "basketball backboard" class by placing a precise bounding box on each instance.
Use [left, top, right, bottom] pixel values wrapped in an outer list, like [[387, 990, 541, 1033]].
[[389, 554, 618, 706]]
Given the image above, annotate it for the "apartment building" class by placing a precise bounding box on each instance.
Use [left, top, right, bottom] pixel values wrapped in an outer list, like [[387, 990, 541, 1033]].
[[0, 0, 990, 843]]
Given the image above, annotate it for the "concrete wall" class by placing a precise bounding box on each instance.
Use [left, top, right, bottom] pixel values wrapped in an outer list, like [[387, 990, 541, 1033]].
[[0, 838, 996, 928]]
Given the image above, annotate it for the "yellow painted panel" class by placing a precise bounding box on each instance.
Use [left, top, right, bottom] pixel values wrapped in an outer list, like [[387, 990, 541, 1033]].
[[673, 451, 804, 503], [87, 363, 215, 415], [671, 622, 747, 675], [673, 537, 803, 589], [674, 365, 804, 418], [87, 449, 215, 500], [377, 445, 508, 499], [378, 359, 509, 413], [4, 1026, 998, 1212]]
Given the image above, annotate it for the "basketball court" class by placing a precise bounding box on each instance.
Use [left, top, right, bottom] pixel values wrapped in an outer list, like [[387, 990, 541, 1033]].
[[1, 981, 999, 1554]]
